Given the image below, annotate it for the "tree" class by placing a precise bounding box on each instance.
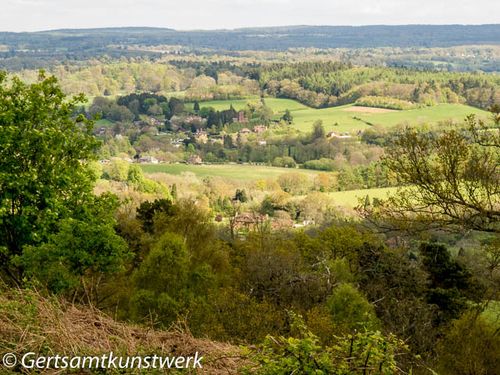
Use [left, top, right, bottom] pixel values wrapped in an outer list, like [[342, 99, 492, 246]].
[[326, 283, 380, 332], [20, 194, 129, 298], [234, 189, 248, 203], [435, 312, 500, 375], [129, 232, 190, 324], [0, 71, 102, 284], [281, 109, 293, 124], [419, 243, 483, 324], [365, 114, 499, 234], [311, 120, 325, 140], [167, 97, 185, 119], [193, 101, 200, 112]]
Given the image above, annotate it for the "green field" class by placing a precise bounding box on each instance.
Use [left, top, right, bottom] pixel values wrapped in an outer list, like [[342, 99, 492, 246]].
[[328, 187, 398, 208], [95, 119, 114, 126], [141, 163, 321, 181], [196, 98, 489, 133], [141, 163, 399, 208], [195, 97, 308, 112]]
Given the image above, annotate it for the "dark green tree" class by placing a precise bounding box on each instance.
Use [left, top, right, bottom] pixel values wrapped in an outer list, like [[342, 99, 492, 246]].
[[193, 101, 200, 112], [234, 189, 248, 203]]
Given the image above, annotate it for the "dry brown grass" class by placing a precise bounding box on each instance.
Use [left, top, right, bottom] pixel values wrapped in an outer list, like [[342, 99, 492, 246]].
[[0, 289, 247, 374]]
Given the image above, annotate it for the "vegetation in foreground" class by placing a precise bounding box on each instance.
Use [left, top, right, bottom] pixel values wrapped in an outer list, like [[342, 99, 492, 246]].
[[0, 65, 499, 375]]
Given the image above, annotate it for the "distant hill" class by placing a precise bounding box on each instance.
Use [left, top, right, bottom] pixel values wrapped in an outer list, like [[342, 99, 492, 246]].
[[1, 24, 499, 52]]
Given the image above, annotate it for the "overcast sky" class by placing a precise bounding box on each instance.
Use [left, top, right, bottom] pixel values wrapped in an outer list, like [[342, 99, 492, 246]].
[[2, 0, 499, 32]]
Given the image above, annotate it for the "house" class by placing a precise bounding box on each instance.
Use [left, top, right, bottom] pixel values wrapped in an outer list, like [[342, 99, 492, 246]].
[[239, 128, 252, 135], [327, 131, 352, 139], [209, 136, 224, 145], [253, 125, 267, 134], [188, 155, 203, 165], [232, 111, 248, 123], [171, 138, 186, 148], [149, 117, 163, 127], [138, 156, 159, 164], [194, 130, 208, 144], [233, 212, 267, 231]]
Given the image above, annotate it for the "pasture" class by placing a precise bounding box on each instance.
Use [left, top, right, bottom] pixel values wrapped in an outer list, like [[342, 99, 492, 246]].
[[328, 187, 398, 208], [141, 162, 400, 210], [141, 163, 321, 181], [195, 98, 489, 133]]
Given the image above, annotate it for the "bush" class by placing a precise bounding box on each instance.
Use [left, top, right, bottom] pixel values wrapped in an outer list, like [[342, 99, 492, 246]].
[[272, 156, 297, 168], [303, 158, 336, 171], [246, 312, 409, 375]]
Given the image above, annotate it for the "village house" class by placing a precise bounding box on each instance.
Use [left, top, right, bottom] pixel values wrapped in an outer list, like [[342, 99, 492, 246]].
[[188, 155, 203, 165], [253, 125, 267, 134], [194, 129, 208, 144], [232, 111, 248, 123], [209, 136, 224, 145], [233, 212, 268, 231], [138, 155, 159, 164], [327, 131, 352, 139], [149, 117, 163, 127]]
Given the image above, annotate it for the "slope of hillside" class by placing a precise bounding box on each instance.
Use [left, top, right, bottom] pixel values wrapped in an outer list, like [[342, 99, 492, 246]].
[[0, 289, 245, 374]]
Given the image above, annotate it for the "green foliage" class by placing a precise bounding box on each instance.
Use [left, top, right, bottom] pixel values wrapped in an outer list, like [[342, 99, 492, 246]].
[[435, 312, 500, 375], [19, 194, 130, 294], [234, 189, 248, 203], [136, 199, 175, 232], [247, 312, 409, 375], [272, 156, 296, 168], [129, 233, 189, 324], [326, 283, 380, 332], [373, 116, 500, 234], [0, 71, 100, 283], [280, 109, 293, 124], [419, 243, 483, 324], [311, 120, 326, 140], [355, 96, 419, 110], [106, 158, 130, 181], [303, 158, 336, 171]]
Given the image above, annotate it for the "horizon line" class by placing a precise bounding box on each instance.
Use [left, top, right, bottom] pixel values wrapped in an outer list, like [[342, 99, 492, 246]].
[[2, 23, 499, 34]]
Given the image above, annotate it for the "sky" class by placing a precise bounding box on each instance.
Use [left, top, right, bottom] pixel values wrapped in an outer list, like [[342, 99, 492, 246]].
[[2, 0, 499, 32]]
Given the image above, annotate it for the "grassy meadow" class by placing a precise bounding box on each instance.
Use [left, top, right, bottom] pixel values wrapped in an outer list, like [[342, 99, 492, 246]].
[[196, 98, 489, 133], [328, 187, 398, 208], [141, 163, 321, 181], [141, 162, 400, 209]]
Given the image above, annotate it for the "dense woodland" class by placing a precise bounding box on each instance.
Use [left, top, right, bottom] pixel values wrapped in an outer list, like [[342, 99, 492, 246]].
[[0, 32, 499, 374]]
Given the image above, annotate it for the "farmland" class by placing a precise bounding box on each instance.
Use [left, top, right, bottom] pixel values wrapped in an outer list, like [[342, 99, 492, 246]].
[[195, 98, 490, 132], [140, 162, 399, 209], [141, 163, 321, 181], [328, 187, 398, 208]]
